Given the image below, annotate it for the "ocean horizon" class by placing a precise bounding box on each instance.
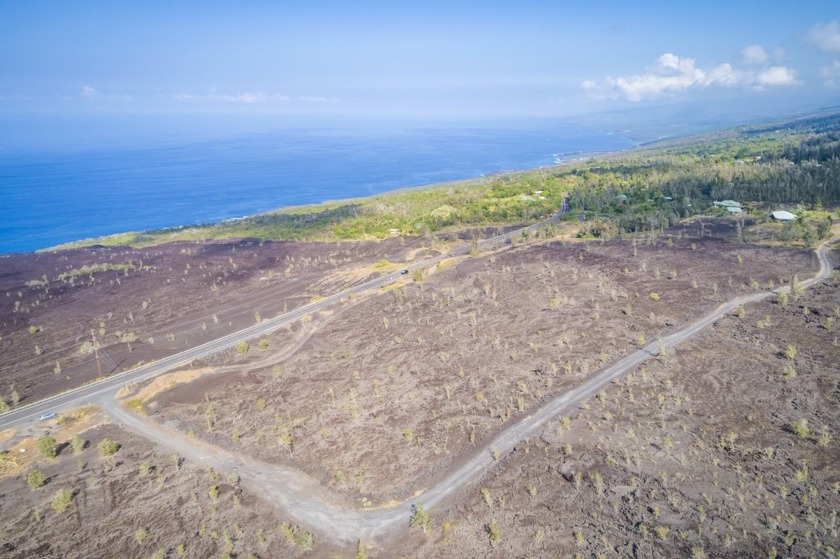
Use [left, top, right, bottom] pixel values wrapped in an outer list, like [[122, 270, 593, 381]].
[[0, 117, 636, 254]]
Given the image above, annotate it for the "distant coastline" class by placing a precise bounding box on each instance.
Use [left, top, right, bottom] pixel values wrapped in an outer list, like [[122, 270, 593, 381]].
[[1, 121, 635, 254]]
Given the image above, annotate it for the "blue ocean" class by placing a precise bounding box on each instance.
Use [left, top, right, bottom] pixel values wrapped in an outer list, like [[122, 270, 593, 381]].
[[0, 116, 635, 254]]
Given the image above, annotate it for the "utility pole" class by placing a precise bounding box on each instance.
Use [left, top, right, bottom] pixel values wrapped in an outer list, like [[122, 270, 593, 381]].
[[90, 330, 102, 379]]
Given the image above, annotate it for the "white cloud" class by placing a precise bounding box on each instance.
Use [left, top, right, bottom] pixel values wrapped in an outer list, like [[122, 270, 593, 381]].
[[80, 85, 100, 100], [808, 21, 840, 53], [705, 63, 740, 86], [756, 66, 797, 86], [821, 60, 840, 86], [583, 51, 799, 101], [742, 44, 768, 65], [607, 53, 706, 101]]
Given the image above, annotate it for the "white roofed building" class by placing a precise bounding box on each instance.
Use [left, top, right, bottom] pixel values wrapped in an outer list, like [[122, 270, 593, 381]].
[[771, 210, 797, 221]]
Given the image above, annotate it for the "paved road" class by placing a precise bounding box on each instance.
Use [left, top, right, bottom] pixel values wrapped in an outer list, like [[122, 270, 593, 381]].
[[99, 239, 834, 547], [0, 203, 568, 432]]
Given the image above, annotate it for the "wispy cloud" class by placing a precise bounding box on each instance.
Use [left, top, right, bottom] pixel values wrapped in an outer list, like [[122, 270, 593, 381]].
[[582, 51, 797, 101], [80, 85, 100, 100], [742, 44, 768, 65], [78, 85, 134, 102], [756, 66, 797, 87], [808, 21, 840, 53], [173, 89, 336, 104], [821, 60, 840, 87]]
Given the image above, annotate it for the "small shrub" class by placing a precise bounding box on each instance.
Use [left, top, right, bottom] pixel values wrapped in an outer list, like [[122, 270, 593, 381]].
[[654, 525, 670, 540], [27, 469, 46, 489], [791, 419, 810, 439], [97, 438, 120, 457], [71, 436, 86, 453], [134, 527, 148, 544], [573, 528, 585, 546], [817, 429, 832, 447], [481, 487, 493, 508], [487, 519, 500, 545], [51, 487, 73, 513], [409, 504, 431, 534], [235, 341, 249, 355], [355, 540, 368, 559], [295, 531, 314, 551], [782, 364, 797, 379], [649, 293, 660, 301]]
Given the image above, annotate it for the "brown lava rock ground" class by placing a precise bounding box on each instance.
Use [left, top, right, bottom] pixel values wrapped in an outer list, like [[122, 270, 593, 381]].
[[392, 275, 840, 558], [147, 233, 819, 507], [0, 413, 339, 558], [0, 236, 430, 405], [2, 218, 837, 558]]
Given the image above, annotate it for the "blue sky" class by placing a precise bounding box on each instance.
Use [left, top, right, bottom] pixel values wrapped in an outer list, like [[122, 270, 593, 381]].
[[1, 1, 839, 121]]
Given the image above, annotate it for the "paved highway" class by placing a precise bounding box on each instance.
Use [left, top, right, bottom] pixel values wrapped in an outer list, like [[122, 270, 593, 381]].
[[0, 202, 568, 431]]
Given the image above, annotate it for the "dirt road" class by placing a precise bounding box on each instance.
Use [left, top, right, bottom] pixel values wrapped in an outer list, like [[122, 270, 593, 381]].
[[101, 240, 835, 547]]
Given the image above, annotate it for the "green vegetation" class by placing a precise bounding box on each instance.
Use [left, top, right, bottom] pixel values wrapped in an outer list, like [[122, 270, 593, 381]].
[[97, 438, 120, 457], [37, 435, 57, 459], [44, 112, 840, 252], [55, 262, 135, 281], [409, 503, 431, 534], [26, 469, 46, 489], [134, 527, 148, 544], [71, 435, 86, 454], [51, 488, 74, 514]]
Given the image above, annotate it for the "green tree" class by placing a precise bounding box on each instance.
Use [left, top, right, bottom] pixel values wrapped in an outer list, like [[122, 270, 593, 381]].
[[37, 435, 57, 459]]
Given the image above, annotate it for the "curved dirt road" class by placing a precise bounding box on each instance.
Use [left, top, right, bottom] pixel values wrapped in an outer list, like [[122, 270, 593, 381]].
[[102, 240, 835, 547]]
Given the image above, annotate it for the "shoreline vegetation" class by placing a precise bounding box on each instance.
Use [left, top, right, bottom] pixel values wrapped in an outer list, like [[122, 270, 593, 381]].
[[44, 111, 840, 252]]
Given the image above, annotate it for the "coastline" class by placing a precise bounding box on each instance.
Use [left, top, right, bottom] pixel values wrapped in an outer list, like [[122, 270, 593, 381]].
[[4, 124, 638, 255], [30, 145, 636, 255]]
